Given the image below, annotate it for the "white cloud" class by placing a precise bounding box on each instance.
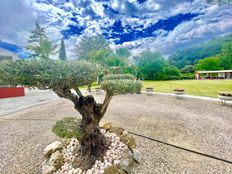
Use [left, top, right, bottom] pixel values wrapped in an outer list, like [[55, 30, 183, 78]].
[[0, 0, 38, 44], [0, 0, 232, 58]]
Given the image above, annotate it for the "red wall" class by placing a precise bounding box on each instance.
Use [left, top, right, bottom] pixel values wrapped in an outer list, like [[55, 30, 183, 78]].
[[0, 87, 25, 98]]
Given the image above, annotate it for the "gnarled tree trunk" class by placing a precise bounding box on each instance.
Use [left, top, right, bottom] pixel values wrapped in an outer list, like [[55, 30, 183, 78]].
[[54, 86, 112, 161], [75, 95, 106, 158]]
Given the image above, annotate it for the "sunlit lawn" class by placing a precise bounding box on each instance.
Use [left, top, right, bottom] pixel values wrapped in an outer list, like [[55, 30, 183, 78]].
[[142, 80, 232, 98]]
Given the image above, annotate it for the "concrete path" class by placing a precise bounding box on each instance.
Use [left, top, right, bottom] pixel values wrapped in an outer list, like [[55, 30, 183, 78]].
[[0, 88, 59, 116], [1, 88, 231, 117]]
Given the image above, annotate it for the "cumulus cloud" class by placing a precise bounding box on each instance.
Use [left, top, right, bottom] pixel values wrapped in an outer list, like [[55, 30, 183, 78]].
[[0, 0, 232, 58], [0, 0, 38, 44]]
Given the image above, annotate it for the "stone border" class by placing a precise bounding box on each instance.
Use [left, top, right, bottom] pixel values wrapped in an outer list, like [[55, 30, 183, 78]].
[[42, 123, 141, 174]]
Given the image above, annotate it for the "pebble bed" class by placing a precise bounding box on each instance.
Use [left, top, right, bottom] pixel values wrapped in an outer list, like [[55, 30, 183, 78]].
[[55, 129, 128, 174]]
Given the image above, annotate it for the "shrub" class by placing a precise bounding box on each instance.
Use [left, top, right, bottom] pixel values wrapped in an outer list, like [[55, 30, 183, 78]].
[[102, 74, 136, 81], [180, 73, 195, 80], [52, 117, 84, 139], [101, 79, 142, 95]]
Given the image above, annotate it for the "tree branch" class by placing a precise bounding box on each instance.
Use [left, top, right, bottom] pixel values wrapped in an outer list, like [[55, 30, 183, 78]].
[[100, 92, 113, 117], [74, 87, 83, 97], [53, 85, 79, 104]]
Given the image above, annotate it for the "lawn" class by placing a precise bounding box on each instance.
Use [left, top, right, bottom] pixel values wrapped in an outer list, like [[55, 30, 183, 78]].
[[142, 80, 232, 98]]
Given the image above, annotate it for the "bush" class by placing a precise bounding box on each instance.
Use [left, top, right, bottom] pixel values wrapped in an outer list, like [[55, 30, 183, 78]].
[[101, 79, 142, 95], [52, 117, 84, 139], [180, 73, 195, 80], [102, 74, 136, 81]]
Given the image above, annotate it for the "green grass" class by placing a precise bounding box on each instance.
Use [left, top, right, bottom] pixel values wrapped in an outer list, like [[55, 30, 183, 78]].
[[79, 83, 99, 90], [142, 80, 232, 98]]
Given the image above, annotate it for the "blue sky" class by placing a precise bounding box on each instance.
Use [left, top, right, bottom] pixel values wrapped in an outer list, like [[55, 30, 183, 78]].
[[0, 0, 232, 58]]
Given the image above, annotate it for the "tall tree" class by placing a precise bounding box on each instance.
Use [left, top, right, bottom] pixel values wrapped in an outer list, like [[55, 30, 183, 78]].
[[134, 51, 167, 80], [28, 22, 46, 43], [181, 65, 195, 73], [76, 35, 109, 60], [26, 37, 57, 60], [59, 38, 67, 60], [116, 47, 131, 59], [26, 23, 57, 60], [220, 42, 232, 70], [195, 56, 223, 71]]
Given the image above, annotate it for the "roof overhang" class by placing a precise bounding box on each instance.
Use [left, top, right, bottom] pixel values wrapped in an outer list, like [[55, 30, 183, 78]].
[[197, 70, 232, 73]]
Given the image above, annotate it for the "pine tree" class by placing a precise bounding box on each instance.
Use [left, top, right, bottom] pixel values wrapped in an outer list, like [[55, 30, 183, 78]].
[[59, 38, 67, 60], [28, 22, 46, 43], [26, 22, 57, 59]]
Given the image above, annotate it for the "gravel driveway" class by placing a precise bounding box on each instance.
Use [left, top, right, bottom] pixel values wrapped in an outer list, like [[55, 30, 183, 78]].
[[0, 93, 232, 174]]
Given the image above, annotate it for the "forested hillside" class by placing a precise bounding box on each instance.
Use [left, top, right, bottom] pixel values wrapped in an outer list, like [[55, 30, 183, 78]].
[[169, 34, 232, 68]]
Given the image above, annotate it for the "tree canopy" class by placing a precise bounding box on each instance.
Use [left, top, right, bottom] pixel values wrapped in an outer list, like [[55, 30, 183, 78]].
[[101, 74, 141, 95], [195, 56, 223, 71], [169, 34, 232, 68], [0, 59, 100, 89], [59, 38, 67, 60], [134, 51, 167, 80], [220, 42, 232, 70], [26, 23, 57, 60], [76, 34, 109, 60]]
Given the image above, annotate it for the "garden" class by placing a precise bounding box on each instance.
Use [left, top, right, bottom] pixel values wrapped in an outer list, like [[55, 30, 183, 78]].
[[1, 1, 232, 173]]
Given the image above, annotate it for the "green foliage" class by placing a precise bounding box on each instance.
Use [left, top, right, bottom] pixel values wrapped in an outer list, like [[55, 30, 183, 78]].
[[28, 22, 46, 43], [162, 66, 181, 80], [59, 38, 67, 60], [170, 34, 232, 68], [77, 35, 109, 60], [88, 49, 111, 63], [52, 117, 84, 139], [181, 65, 195, 73], [180, 73, 195, 80], [88, 48, 127, 67], [101, 79, 142, 95], [0, 59, 101, 89], [115, 47, 131, 59], [195, 56, 223, 71], [27, 37, 57, 60], [104, 54, 127, 67], [101, 74, 142, 95], [134, 51, 167, 80], [26, 23, 57, 59], [220, 42, 232, 69], [76, 35, 130, 70], [102, 74, 136, 80]]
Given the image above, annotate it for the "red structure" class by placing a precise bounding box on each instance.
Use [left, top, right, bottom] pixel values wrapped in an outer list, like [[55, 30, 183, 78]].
[[0, 87, 25, 98]]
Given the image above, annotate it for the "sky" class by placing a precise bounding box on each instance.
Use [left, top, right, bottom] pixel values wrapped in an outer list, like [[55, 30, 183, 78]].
[[0, 0, 232, 58]]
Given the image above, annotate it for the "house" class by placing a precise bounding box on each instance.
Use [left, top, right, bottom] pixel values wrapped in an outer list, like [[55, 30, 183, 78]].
[[0, 48, 18, 61], [195, 70, 232, 80], [0, 49, 24, 98]]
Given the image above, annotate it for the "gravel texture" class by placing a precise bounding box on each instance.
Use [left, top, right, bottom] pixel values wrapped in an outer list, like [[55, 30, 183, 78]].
[[0, 92, 232, 174]]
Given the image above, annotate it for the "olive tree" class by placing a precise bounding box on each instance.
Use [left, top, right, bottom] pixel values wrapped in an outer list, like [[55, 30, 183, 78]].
[[0, 59, 141, 159]]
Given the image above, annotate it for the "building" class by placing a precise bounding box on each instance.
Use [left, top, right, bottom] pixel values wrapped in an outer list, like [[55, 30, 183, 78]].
[[195, 70, 232, 80], [0, 48, 24, 98], [0, 48, 18, 61]]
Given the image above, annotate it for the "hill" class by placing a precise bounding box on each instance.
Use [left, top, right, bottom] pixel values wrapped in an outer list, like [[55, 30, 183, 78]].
[[169, 34, 232, 68]]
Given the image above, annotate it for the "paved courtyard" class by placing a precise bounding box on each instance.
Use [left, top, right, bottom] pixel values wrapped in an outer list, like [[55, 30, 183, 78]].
[[0, 88, 59, 116], [0, 92, 232, 173]]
